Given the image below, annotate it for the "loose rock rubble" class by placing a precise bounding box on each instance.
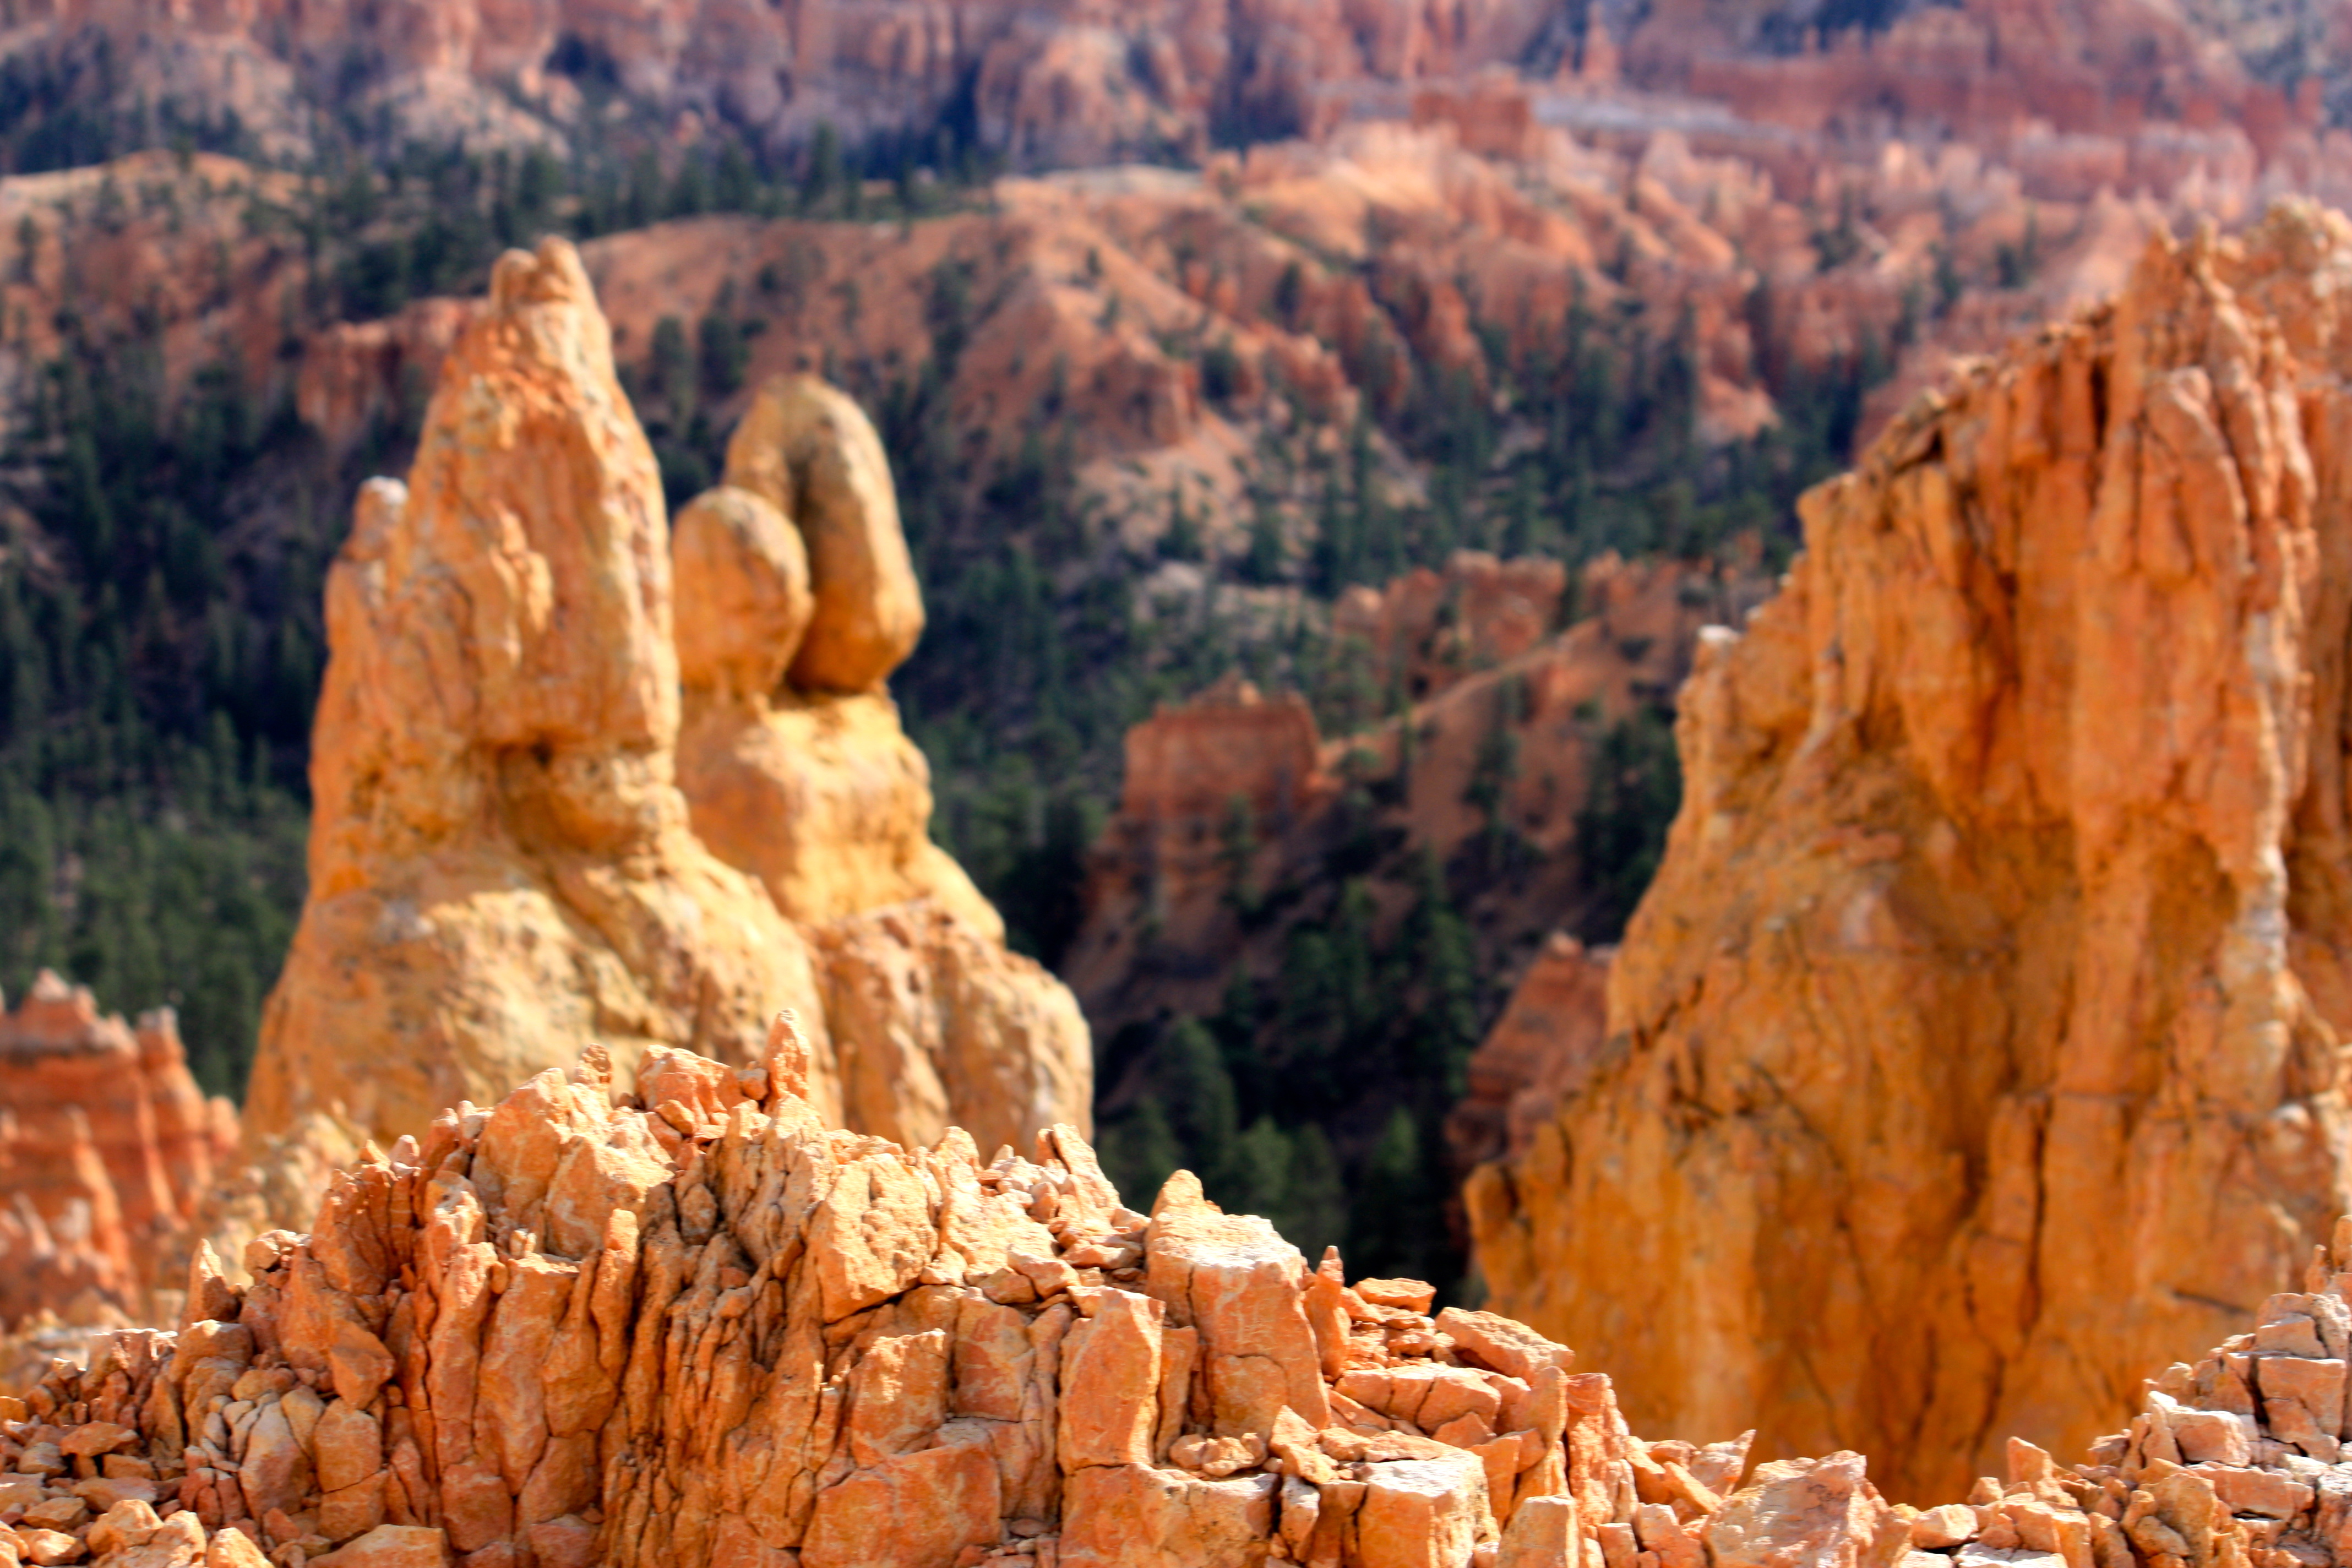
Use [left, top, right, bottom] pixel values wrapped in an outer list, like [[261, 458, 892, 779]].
[[8, 1025, 2352, 1568]]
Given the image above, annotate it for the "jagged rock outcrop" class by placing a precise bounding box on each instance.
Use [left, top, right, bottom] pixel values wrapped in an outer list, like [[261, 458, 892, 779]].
[[249, 239, 1088, 1211], [0, 1030, 1595, 1567], [1468, 203, 2352, 1502], [21, 1032, 2352, 1568], [671, 374, 1091, 1157], [246, 237, 839, 1175], [0, 974, 238, 1329]]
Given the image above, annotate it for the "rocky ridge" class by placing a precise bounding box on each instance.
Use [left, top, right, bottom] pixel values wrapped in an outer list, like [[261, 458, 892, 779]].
[[1469, 201, 2352, 1501], [8, 1032, 2352, 1568], [246, 236, 1087, 1217]]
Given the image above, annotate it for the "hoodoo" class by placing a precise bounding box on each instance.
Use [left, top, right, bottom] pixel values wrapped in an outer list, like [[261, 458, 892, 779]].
[[246, 239, 1088, 1219], [1469, 203, 2352, 1500]]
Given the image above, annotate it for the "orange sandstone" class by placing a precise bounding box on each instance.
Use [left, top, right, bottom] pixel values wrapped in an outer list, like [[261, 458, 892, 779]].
[[0, 973, 237, 1329], [245, 237, 835, 1182], [1469, 202, 2352, 1501], [14, 1030, 2352, 1568], [248, 239, 1088, 1214]]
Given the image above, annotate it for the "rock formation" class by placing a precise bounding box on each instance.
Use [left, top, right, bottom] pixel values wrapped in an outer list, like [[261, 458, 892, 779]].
[[0, 974, 238, 1329], [671, 373, 1091, 1158], [245, 237, 837, 1178], [1468, 202, 2352, 1501], [0, 1030, 1585, 1568], [1331, 557, 1570, 705], [17, 1032, 2352, 1568], [248, 238, 1088, 1212]]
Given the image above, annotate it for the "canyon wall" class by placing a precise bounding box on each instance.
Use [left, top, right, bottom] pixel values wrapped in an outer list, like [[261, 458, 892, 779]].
[[247, 237, 1087, 1212], [12, 1033, 2352, 1568], [1468, 201, 2352, 1502]]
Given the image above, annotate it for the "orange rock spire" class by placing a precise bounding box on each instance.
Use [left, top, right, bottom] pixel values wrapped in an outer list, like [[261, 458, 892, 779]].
[[247, 238, 1090, 1222], [1469, 202, 2352, 1499]]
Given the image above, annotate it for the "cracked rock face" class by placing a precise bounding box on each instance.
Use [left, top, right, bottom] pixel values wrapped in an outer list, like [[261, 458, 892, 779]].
[[1469, 202, 2352, 1501], [244, 238, 837, 1184], [18, 1026, 2352, 1568]]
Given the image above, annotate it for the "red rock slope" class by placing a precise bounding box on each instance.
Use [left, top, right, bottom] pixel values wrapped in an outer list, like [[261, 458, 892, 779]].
[[1469, 200, 2352, 1502]]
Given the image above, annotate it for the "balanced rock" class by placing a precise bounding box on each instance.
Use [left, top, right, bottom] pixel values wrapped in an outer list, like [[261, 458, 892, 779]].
[[1468, 203, 2352, 1500], [673, 374, 1091, 1156], [247, 241, 1088, 1223]]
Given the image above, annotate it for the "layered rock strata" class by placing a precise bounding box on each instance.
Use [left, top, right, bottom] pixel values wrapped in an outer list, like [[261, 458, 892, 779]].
[[0, 974, 238, 1329], [16, 1037, 2352, 1568], [1469, 203, 2352, 1500], [249, 238, 1088, 1212]]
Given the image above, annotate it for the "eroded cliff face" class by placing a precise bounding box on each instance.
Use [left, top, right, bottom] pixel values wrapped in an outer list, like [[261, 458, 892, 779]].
[[1469, 202, 2352, 1502], [0, 974, 238, 1329], [248, 239, 1088, 1211], [17, 1031, 2352, 1568]]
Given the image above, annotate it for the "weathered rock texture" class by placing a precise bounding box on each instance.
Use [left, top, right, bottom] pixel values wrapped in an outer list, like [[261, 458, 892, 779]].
[[21, 1037, 2352, 1568], [249, 239, 1088, 1207], [0, 1035, 1591, 1567], [245, 237, 837, 1179], [0, 974, 238, 1329], [671, 375, 1091, 1158], [1469, 202, 2352, 1502]]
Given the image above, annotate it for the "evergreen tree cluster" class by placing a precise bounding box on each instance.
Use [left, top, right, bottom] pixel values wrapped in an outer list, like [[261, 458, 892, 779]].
[[0, 333, 323, 1094]]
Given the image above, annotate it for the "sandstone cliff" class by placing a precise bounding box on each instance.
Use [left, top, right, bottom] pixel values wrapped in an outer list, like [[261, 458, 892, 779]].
[[247, 239, 1088, 1212], [1469, 202, 2352, 1502], [14, 1034, 2352, 1568], [0, 974, 238, 1330]]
